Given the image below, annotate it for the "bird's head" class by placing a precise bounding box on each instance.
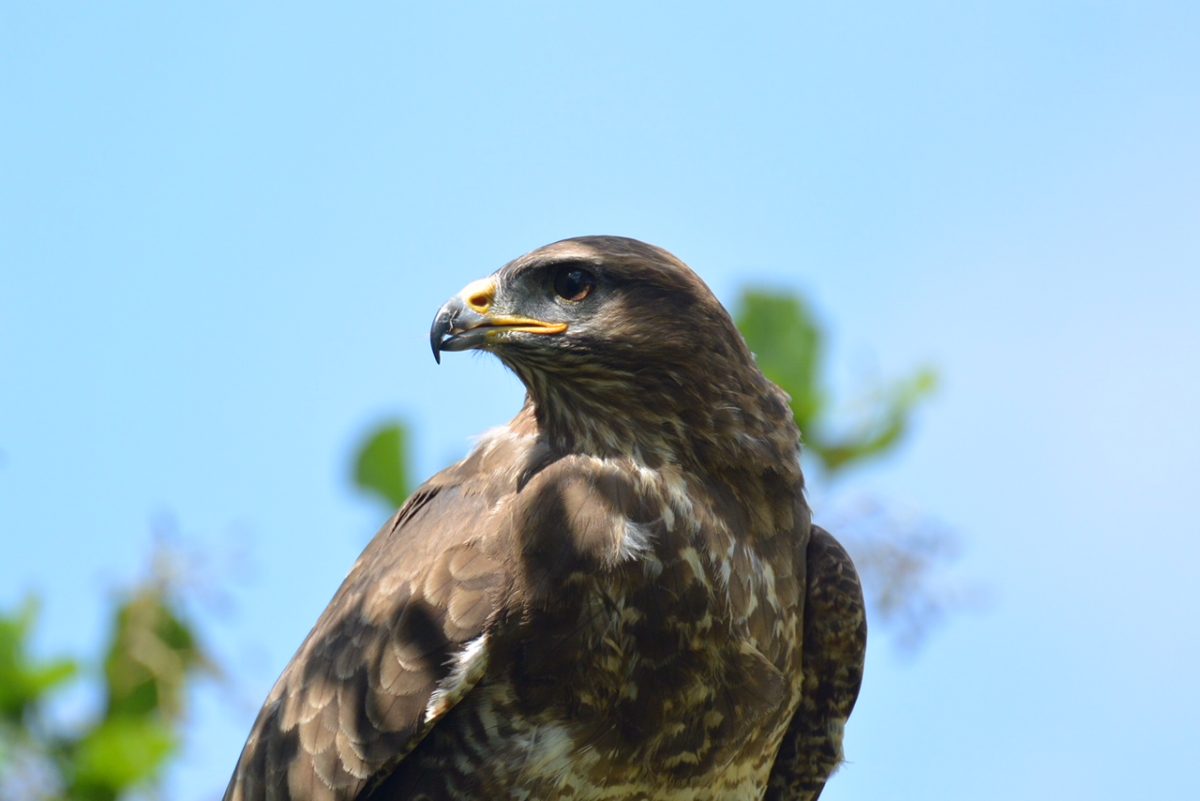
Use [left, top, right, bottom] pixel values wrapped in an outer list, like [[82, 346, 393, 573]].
[[431, 236, 797, 467]]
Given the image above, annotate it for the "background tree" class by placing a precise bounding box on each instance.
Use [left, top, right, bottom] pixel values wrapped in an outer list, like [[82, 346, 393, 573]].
[[0, 552, 211, 801]]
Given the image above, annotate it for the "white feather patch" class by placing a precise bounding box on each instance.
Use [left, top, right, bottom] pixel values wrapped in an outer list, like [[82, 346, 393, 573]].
[[423, 632, 490, 724], [619, 521, 655, 561]]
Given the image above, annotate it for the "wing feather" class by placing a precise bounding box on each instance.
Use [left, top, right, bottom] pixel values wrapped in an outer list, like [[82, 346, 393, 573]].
[[766, 525, 867, 801], [224, 432, 534, 801]]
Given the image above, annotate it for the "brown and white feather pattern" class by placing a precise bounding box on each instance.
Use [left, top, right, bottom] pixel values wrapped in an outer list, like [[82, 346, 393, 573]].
[[224, 236, 866, 801]]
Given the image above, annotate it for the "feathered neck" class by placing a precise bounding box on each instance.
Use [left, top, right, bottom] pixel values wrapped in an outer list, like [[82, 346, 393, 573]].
[[504, 344, 803, 485]]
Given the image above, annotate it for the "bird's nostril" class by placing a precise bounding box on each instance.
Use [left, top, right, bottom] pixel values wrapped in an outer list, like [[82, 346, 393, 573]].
[[467, 292, 491, 313], [458, 276, 496, 311], [461, 278, 495, 314]]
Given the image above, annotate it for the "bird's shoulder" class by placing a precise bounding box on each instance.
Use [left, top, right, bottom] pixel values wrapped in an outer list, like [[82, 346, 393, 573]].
[[224, 423, 683, 801], [224, 423, 543, 801]]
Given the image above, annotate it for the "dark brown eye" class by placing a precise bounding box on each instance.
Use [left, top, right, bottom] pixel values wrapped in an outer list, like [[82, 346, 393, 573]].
[[553, 266, 596, 302]]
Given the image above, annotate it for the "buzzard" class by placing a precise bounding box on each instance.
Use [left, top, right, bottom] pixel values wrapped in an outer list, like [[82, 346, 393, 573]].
[[224, 236, 866, 801]]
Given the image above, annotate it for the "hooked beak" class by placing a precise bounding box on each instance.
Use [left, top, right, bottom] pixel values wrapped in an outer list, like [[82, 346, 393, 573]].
[[430, 278, 567, 363]]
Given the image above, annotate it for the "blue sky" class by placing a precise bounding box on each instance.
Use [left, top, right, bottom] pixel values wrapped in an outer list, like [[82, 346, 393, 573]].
[[2, 2, 1198, 799]]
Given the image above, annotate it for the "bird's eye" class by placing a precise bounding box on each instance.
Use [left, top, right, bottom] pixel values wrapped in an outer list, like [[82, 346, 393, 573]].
[[552, 266, 596, 302]]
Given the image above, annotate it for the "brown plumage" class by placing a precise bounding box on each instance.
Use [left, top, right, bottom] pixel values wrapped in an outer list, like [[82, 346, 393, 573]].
[[224, 236, 866, 801]]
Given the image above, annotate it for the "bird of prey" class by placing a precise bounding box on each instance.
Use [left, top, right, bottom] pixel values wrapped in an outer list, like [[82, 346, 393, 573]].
[[224, 236, 866, 801]]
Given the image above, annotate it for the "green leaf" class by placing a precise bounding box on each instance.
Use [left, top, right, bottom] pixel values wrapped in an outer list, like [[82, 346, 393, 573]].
[[70, 717, 175, 796], [735, 288, 937, 477], [352, 422, 411, 508], [735, 290, 827, 433], [809, 367, 938, 474], [103, 586, 208, 722], [0, 598, 79, 723]]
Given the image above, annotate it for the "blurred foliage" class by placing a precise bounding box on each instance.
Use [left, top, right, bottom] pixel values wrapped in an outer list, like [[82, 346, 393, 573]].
[[735, 290, 938, 476], [353, 423, 411, 508], [0, 558, 212, 801], [735, 288, 960, 649], [351, 286, 962, 649], [0, 602, 78, 724], [825, 500, 972, 651]]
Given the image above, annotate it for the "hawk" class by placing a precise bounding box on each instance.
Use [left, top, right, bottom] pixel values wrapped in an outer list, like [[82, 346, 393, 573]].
[[224, 236, 866, 801]]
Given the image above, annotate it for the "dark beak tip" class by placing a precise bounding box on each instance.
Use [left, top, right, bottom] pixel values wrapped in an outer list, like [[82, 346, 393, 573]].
[[430, 329, 444, 365], [430, 306, 455, 365]]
